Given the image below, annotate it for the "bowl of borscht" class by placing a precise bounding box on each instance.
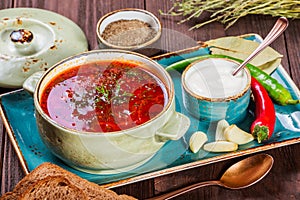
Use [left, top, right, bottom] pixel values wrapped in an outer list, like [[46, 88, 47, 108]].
[[33, 49, 190, 174]]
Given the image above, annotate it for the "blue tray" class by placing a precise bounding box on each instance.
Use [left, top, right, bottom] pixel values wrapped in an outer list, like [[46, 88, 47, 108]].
[[1, 34, 300, 188]]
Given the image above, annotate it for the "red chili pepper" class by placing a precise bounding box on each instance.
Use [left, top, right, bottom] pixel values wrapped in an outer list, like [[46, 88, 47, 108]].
[[250, 77, 276, 143]]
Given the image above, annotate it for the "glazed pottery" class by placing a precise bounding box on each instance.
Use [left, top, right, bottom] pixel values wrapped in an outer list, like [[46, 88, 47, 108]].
[[34, 50, 190, 174], [0, 8, 88, 88], [181, 57, 251, 123]]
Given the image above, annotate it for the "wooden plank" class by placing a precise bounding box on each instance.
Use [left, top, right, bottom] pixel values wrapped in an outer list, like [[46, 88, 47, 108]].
[[0, 119, 4, 193], [145, 0, 225, 53], [0, 0, 12, 8], [0, 132, 24, 195], [285, 20, 300, 87], [112, 180, 155, 199], [0, 1, 300, 199], [150, 145, 300, 199], [13, 0, 145, 50]]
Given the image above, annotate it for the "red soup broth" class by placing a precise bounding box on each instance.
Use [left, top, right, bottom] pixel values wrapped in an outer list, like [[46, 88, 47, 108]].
[[40, 60, 169, 133]]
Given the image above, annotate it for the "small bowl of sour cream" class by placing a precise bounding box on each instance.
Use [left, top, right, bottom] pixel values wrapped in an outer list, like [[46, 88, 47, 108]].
[[181, 57, 251, 123]]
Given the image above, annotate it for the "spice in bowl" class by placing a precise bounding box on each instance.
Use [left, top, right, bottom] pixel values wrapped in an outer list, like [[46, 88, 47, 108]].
[[101, 19, 157, 47], [97, 8, 162, 56]]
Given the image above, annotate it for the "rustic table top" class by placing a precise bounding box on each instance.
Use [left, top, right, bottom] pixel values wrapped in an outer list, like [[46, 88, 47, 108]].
[[1, 1, 300, 199]]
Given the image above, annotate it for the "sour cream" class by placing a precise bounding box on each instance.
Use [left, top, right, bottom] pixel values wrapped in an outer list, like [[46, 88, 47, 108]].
[[183, 58, 249, 98]]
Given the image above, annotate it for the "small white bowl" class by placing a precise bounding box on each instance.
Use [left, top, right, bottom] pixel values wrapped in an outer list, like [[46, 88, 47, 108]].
[[96, 8, 162, 56]]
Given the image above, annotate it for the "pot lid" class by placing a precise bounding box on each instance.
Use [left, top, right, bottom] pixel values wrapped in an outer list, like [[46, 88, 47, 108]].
[[0, 8, 88, 88]]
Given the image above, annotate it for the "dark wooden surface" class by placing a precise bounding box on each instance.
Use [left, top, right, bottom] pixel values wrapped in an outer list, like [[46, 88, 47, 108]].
[[1, 1, 300, 199]]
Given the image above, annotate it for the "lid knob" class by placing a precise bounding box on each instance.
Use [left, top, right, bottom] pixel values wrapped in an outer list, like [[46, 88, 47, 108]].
[[10, 29, 33, 43]]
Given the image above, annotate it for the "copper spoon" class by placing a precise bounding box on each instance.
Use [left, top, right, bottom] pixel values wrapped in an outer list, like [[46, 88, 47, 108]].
[[147, 153, 274, 200], [232, 17, 288, 76]]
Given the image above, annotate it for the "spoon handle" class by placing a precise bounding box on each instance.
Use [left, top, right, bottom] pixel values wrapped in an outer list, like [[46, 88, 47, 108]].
[[232, 17, 289, 76], [146, 180, 220, 200]]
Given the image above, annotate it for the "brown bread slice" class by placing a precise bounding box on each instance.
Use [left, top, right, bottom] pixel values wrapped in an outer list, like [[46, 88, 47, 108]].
[[19, 176, 88, 200], [0, 192, 17, 200], [1, 162, 136, 200]]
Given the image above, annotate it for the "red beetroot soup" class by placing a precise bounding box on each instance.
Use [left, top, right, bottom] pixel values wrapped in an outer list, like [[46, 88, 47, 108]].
[[40, 60, 168, 133]]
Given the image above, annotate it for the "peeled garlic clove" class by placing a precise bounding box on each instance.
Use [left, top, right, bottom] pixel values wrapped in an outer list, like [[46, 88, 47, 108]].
[[203, 141, 238, 152], [189, 131, 208, 153], [224, 124, 254, 145], [215, 119, 229, 141]]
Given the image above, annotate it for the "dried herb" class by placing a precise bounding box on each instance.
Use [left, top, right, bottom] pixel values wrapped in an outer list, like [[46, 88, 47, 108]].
[[101, 19, 157, 46], [161, 0, 300, 29]]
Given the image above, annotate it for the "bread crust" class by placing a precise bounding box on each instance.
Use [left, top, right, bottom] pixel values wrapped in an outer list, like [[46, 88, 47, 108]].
[[19, 176, 88, 200], [0, 162, 137, 200]]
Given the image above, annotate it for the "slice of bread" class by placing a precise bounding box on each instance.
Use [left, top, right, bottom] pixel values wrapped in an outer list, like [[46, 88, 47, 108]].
[[0, 192, 17, 200], [0, 162, 136, 200], [19, 176, 88, 200]]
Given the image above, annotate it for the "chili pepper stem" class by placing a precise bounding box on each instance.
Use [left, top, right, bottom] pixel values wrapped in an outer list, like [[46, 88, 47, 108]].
[[252, 124, 269, 143], [287, 99, 300, 105]]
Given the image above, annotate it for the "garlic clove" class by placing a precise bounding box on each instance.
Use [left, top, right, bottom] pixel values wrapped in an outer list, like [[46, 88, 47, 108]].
[[203, 141, 238, 152], [224, 125, 254, 145], [215, 119, 229, 141], [189, 131, 208, 153]]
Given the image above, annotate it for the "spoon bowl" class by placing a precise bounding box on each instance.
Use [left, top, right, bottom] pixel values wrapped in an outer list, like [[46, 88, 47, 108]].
[[220, 153, 274, 189], [148, 153, 274, 200]]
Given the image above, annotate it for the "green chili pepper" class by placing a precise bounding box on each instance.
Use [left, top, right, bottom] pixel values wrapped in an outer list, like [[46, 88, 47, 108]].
[[165, 54, 300, 105], [165, 54, 220, 73]]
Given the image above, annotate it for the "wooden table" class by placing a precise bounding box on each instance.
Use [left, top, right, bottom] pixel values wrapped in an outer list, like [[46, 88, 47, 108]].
[[1, 1, 300, 199]]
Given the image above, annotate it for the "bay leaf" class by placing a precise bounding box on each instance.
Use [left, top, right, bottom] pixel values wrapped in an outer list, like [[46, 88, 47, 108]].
[[206, 36, 282, 74]]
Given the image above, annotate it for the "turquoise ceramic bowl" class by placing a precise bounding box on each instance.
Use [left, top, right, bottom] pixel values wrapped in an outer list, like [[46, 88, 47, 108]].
[[181, 58, 251, 124]]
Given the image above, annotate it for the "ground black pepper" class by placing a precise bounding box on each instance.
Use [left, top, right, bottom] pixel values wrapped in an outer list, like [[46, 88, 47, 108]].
[[101, 19, 157, 47]]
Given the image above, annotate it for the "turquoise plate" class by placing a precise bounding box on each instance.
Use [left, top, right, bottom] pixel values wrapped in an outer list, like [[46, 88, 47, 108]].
[[1, 34, 300, 188]]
